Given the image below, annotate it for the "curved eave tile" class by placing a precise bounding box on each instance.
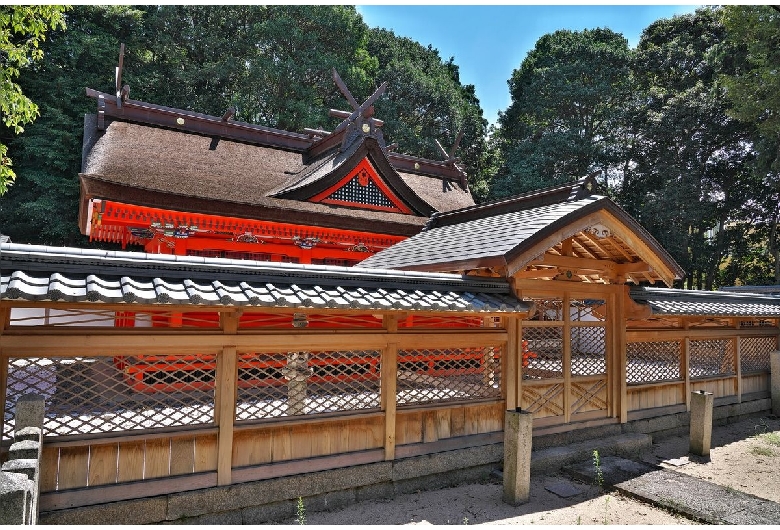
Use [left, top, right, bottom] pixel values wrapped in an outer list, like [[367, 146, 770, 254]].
[[0, 271, 530, 314]]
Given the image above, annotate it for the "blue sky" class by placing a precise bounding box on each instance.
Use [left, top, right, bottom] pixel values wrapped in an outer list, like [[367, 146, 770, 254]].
[[356, 5, 701, 126]]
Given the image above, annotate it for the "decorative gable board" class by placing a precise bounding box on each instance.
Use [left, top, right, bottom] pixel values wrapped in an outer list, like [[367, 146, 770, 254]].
[[309, 158, 412, 214]]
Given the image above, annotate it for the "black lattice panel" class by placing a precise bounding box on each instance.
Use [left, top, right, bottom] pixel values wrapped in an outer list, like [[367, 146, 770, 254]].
[[740, 336, 776, 373], [3, 356, 215, 441], [570, 326, 606, 376], [689, 339, 735, 378], [522, 326, 563, 379], [396, 347, 502, 406], [235, 350, 381, 421], [626, 341, 681, 384], [327, 175, 395, 208]]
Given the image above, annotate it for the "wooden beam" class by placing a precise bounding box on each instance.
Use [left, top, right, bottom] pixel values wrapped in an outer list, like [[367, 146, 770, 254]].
[[561, 237, 573, 256], [220, 310, 242, 335], [216, 346, 237, 486], [513, 268, 559, 280], [0, 331, 507, 357], [505, 317, 519, 411]]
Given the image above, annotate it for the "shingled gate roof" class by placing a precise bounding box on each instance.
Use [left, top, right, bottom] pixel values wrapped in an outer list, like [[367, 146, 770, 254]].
[[360, 178, 684, 286], [0, 243, 529, 314], [630, 287, 780, 317]]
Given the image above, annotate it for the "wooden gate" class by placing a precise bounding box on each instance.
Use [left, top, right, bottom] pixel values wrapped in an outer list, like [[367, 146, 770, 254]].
[[518, 290, 615, 428]]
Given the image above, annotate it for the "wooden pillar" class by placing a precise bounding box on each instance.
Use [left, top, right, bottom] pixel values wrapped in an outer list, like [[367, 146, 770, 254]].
[[215, 346, 237, 486], [0, 307, 8, 439], [562, 293, 571, 423], [614, 287, 627, 423], [382, 315, 398, 461], [735, 337, 742, 403], [0, 354, 7, 442], [505, 317, 519, 411], [683, 337, 691, 411]]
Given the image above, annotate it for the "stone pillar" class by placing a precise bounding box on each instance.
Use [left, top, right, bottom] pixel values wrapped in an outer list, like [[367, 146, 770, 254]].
[[282, 352, 313, 416], [771, 351, 780, 416], [0, 472, 34, 524], [503, 409, 533, 505], [689, 390, 714, 457], [14, 394, 45, 434]]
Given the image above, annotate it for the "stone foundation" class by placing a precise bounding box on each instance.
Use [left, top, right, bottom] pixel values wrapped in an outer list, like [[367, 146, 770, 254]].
[[40, 396, 773, 525]]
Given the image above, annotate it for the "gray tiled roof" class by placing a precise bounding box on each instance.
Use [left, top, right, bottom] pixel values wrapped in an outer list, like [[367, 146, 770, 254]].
[[360, 195, 607, 271], [0, 243, 529, 313], [630, 287, 780, 317]]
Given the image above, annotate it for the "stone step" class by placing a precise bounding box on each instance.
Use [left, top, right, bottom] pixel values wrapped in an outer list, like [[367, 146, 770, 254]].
[[531, 433, 651, 475], [563, 455, 780, 525]]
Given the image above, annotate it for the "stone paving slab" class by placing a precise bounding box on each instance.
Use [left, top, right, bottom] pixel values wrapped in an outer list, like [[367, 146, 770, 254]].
[[564, 456, 780, 525], [544, 479, 585, 498]]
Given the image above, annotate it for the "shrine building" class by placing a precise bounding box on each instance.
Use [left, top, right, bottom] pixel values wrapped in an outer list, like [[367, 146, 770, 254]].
[[0, 60, 778, 524]]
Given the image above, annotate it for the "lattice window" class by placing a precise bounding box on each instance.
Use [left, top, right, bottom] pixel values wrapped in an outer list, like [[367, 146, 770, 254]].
[[570, 326, 606, 376], [527, 298, 564, 321], [626, 341, 681, 384], [398, 315, 491, 329], [3, 356, 215, 441], [396, 347, 502, 406], [740, 336, 776, 373], [326, 172, 396, 209], [689, 339, 735, 378], [570, 299, 607, 322], [235, 350, 381, 421], [740, 320, 778, 328], [522, 327, 563, 379]]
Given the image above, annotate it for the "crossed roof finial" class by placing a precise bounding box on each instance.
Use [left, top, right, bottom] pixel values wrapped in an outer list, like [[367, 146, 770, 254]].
[[329, 69, 388, 150]]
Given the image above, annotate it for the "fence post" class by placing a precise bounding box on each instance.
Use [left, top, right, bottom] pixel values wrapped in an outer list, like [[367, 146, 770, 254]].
[[771, 351, 780, 416], [216, 346, 237, 486], [503, 409, 532, 505], [382, 315, 398, 461]]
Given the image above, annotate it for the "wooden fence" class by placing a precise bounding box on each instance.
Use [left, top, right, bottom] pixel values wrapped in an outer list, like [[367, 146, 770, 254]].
[[0, 307, 511, 511]]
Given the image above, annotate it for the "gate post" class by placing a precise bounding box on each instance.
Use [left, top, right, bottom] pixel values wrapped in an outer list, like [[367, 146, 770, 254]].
[[503, 409, 532, 505]]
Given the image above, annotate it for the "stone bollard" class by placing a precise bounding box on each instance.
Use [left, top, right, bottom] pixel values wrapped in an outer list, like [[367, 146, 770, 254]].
[[14, 394, 45, 434], [771, 351, 780, 416], [503, 409, 533, 505], [689, 390, 714, 457]]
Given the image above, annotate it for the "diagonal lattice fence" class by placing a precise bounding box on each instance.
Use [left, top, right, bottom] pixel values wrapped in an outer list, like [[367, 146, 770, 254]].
[[739, 336, 776, 373], [522, 326, 563, 379], [689, 339, 735, 378], [3, 356, 215, 441], [235, 350, 382, 421], [626, 340, 682, 384], [396, 347, 502, 406], [570, 326, 606, 376]]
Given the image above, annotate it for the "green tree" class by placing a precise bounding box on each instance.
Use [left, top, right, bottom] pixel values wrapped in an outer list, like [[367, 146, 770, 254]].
[[138, 6, 377, 132], [718, 5, 780, 283], [621, 8, 753, 289], [366, 28, 487, 196], [0, 5, 66, 195], [0, 6, 144, 244], [493, 28, 632, 198]]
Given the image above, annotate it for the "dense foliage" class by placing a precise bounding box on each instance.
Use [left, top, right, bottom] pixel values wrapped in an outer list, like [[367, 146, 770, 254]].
[[0, 5, 66, 194], [0, 5, 777, 287], [492, 7, 779, 287], [0, 5, 484, 244]]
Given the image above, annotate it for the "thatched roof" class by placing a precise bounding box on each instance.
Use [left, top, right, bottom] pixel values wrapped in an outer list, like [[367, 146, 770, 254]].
[[79, 90, 475, 237]]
